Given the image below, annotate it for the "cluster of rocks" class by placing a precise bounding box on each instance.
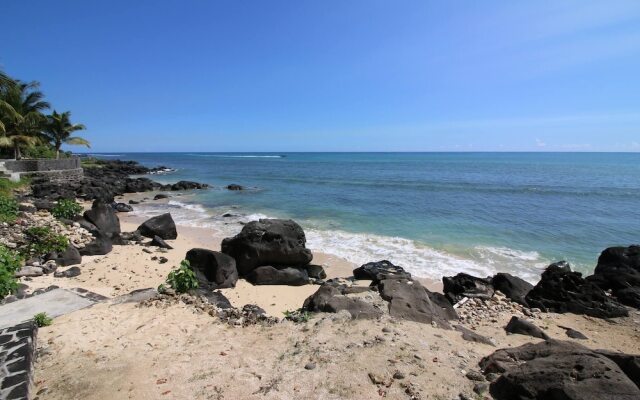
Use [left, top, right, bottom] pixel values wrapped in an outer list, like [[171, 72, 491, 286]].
[[0, 207, 93, 251], [29, 159, 208, 203], [141, 289, 278, 327], [456, 291, 542, 327]]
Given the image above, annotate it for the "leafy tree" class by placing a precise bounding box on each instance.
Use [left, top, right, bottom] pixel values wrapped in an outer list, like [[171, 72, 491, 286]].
[[43, 110, 89, 159], [0, 79, 50, 159]]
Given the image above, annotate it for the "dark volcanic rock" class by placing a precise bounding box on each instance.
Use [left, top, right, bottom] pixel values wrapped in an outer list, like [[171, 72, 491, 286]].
[[54, 266, 81, 278], [221, 219, 313, 276], [504, 316, 549, 340], [246, 266, 309, 286], [185, 248, 238, 289], [303, 283, 382, 319], [353, 260, 411, 283], [83, 200, 121, 239], [227, 184, 244, 190], [479, 340, 640, 400], [377, 278, 457, 327], [491, 273, 533, 306], [137, 213, 177, 240], [596, 351, 640, 388], [79, 235, 113, 256], [616, 287, 640, 308], [558, 326, 588, 340], [170, 181, 208, 191], [454, 325, 495, 346], [196, 289, 233, 309], [443, 273, 494, 304], [113, 202, 133, 213], [303, 264, 327, 280], [150, 235, 173, 249], [154, 193, 169, 200], [47, 246, 82, 267], [525, 262, 628, 318], [587, 246, 640, 308]]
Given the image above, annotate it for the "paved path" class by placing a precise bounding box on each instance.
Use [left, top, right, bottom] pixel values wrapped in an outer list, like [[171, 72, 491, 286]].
[[0, 289, 100, 330]]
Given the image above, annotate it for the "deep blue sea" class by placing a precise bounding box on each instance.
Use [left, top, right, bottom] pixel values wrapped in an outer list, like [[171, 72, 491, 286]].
[[92, 152, 640, 282]]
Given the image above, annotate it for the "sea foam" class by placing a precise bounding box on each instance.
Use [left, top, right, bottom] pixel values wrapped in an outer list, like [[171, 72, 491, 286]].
[[132, 200, 545, 282]]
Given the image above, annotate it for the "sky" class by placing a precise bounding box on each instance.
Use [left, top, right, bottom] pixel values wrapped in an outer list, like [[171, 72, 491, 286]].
[[2, 0, 640, 152]]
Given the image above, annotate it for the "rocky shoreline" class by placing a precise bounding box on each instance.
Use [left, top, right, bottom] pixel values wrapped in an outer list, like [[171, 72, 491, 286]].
[[0, 159, 639, 399]]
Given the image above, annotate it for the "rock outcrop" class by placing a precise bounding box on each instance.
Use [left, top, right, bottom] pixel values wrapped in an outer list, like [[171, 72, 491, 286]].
[[525, 262, 628, 318], [83, 200, 121, 240], [246, 266, 309, 286], [490, 272, 533, 306], [221, 219, 313, 276], [377, 278, 457, 327], [353, 260, 411, 283], [185, 248, 239, 289], [587, 245, 640, 308], [303, 283, 383, 319], [137, 213, 177, 240], [480, 340, 640, 400], [442, 273, 494, 304], [504, 316, 549, 340]]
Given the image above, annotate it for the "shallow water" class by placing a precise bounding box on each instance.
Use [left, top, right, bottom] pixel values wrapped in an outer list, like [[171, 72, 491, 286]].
[[95, 152, 640, 282]]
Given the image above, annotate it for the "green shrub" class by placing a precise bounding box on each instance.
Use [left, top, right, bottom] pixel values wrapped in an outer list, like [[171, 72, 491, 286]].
[[22, 144, 57, 159], [22, 227, 69, 257], [34, 312, 53, 327], [51, 198, 83, 219], [0, 194, 19, 223], [163, 260, 199, 293], [0, 245, 22, 299], [283, 309, 312, 323]]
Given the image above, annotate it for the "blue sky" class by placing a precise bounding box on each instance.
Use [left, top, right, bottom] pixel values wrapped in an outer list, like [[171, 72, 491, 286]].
[[2, 0, 640, 152]]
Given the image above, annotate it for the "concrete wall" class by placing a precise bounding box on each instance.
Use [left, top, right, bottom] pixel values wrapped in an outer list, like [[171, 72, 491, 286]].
[[4, 158, 81, 172]]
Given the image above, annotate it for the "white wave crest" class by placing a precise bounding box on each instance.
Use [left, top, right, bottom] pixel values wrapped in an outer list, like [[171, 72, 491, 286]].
[[132, 201, 545, 282]]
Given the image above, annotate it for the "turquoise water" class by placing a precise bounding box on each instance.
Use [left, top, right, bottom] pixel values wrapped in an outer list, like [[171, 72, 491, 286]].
[[96, 152, 640, 281]]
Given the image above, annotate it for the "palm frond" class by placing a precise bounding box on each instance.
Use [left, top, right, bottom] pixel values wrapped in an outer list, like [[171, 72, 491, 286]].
[[64, 137, 91, 148]]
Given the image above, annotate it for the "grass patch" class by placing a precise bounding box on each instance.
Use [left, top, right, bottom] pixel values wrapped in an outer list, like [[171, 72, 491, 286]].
[[34, 312, 53, 327], [0, 177, 30, 196]]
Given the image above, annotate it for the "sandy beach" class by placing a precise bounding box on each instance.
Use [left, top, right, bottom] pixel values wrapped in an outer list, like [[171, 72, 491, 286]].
[[18, 198, 639, 400]]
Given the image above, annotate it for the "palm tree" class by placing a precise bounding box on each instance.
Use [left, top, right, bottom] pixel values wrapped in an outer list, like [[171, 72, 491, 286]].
[[43, 110, 89, 158], [0, 79, 50, 159]]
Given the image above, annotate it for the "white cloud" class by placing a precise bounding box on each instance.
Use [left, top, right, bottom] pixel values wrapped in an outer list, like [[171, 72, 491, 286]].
[[535, 138, 547, 147]]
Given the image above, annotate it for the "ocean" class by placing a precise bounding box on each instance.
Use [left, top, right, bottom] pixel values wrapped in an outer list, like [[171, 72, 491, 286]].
[[92, 152, 640, 282]]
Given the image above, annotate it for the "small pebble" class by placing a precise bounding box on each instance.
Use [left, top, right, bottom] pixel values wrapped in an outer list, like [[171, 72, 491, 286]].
[[304, 362, 316, 370]]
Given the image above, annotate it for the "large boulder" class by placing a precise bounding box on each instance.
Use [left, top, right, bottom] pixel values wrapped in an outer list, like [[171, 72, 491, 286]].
[[377, 278, 457, 327], [137, 213, 177, 240], [245, 266, 309, 286], [525, 262, 628, 318], [79, 234, 113, 256], [221, 219, 313, 276], [479, 340, 640, 400], [47, 246, 82, 267], [504, 316, 549, 340], [83, 199, 121, 239], [303, 283, 383, 319], [587, 246, 640, 308], [185, 248, 238, 289], [353, 260, 411, 283], [170, 181, 208, 191], [442, 273, 494, 304], [491, 273, 533, 306]]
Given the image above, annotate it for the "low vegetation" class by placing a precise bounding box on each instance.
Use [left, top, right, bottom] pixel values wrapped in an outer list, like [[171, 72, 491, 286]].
[[0, 192, 18, 223], [34, 312, 53, 327], [283, 309, 312, 323], [161, 260, 199, 293], [0, 245, 22, 299], [22, 226, 68, 258], [51, 198, 83, 220]]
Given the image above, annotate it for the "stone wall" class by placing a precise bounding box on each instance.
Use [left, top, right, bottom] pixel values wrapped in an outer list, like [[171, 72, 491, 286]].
[[21, 168, 85, 183], [0, 321, 37, 400], [4, 158, 81, 172]]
